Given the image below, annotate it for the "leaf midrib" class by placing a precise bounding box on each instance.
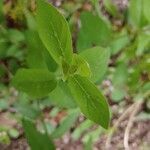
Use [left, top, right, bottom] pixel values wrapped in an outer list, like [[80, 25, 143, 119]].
[[72, 76, 106, 121], [50, 21, 65, 57]]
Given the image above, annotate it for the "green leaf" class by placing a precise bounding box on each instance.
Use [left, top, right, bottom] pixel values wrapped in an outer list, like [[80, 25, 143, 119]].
[[25, 10, 37, 30], [51, 109, 79, 138], [26, 31, 48, 69], [128, 0, 148, 28], [71, 54, 91, 78], [128, 0, 142, 27], [112, 63, 128, 86], [142, 82, 150, 93], [77, 11, 111, 51], [128, 67, 141, 91], [72, 120, 94, 140], [12, 69, 57, 99], [143, 0, 150, 23], [26, 31, 57, 72], [6, 44, 20, 58], [84, 137, 93, 150], [43, 49, 58, 72], [0, 100, 8, 110], [49, 81, 77, 108], [14, 103, 40, 119], [111, 63, 128, 102], [103, 0, 118, 16], [111, 88, 126, 102], [61, 54, 91, 80], [136, 32, 150, 56], [82, 127, 102, 143], [90, 0, 111, 26], [37, 0, 73, 64], [80, 46, 110, 83], [0, 39, 7, 58], [0, 1, 4, 22], [22, 118, 55, 150], [8, 29, 25, 43], [68, 75, 110, 129], [109, 31, 130, 55]]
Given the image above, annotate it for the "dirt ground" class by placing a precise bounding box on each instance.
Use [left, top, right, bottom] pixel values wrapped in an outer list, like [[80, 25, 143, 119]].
[[1, 119, 149, 150]]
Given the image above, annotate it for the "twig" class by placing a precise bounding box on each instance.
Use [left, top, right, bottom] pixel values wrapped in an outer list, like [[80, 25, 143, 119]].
[[124, 100, 143, 150], [105, 103, 136, 149]]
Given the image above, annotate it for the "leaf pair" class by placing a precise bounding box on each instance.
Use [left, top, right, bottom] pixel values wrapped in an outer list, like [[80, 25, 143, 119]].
[[12, 0, 110, 129]]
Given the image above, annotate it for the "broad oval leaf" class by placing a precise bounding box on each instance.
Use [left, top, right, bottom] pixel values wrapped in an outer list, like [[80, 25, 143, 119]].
[[80, 46, 110, 83], [12, 69, 57, 99], [77, 11, 111, 52], [68, 75, 110, 129], [26, 31, 57, 72], [22, 118, 55, 150], [37, 0, 73, 64]]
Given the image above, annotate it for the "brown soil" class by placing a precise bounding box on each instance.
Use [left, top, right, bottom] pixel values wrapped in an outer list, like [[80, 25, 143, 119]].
[[0, 119, 149, 150]]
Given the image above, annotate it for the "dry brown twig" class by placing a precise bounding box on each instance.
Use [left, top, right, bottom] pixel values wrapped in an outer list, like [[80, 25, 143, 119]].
[[105, 100, 143, 150], [124, 100, 143, 150], [105, 103, 136, 149]]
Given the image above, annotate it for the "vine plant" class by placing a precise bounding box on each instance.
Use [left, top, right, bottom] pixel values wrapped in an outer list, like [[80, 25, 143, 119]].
[[12, 0, 110, 149]]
